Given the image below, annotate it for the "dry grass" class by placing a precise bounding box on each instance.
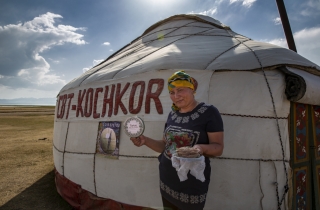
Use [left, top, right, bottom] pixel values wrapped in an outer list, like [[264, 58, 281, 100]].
[[0, 106, 71, 210]]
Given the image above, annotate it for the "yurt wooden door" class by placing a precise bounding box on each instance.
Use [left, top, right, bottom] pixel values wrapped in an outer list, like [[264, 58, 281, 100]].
[[290, 103, 320, 209]]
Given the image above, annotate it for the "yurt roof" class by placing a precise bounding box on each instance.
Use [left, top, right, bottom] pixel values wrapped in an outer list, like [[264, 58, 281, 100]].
[[60, 14, 320, 94]]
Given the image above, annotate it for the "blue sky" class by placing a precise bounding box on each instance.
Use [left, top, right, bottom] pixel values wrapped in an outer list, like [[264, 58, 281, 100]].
[[0, 0, 319, 99]]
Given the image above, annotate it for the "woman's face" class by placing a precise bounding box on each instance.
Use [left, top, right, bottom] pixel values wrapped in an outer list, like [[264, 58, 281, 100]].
[[169, 87, 195, 109]]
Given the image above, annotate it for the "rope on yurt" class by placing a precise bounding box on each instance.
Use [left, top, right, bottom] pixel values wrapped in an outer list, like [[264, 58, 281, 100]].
[[109, 22, 200, 62], [220, 113, 288, 119], [155, 33, 233, 40], [78, 21, 199, 86], [212, 156, 288, 162], [79, 21, 233, 86], [232, 36, 289, 209], [62, 122, 70, 176], [54, 145, 96, 155], [204, 39, 250, 69], [93, 153, 97, 195], [53, 144, 289, 162], [93, 127, 102, 195], [111, 32, 233, 67], [110, 21, 199, 58], [112, 27, 215, 78], [109, 17, 209, 61], [103, 17, 238, 70], [259, 160, 264, 210], [122, 32, 234, 64], [272, 161, 282, 210]]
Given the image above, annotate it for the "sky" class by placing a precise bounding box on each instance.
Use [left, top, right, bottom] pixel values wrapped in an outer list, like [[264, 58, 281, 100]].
[[0, 0, 319, 99]]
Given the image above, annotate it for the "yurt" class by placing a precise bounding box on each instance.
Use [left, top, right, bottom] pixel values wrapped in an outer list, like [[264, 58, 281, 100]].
[[53, 14, 320, 209]]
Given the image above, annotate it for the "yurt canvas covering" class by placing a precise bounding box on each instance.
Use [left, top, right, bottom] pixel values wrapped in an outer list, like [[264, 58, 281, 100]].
[[53, 14, 320, 209]]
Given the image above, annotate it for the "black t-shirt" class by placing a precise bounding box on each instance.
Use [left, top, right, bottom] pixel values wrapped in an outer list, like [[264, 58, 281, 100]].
[[159, 102, 223, 210]]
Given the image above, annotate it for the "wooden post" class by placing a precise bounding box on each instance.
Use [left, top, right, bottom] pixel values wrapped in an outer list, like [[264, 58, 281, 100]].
[[275, 0, 297, 52]]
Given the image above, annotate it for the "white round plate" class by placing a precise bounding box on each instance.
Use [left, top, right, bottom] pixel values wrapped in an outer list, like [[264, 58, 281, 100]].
[[124, 116, 145, 137]]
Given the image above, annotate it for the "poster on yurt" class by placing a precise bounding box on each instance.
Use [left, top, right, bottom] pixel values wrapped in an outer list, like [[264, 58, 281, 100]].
[[96, 121, 121, 159]]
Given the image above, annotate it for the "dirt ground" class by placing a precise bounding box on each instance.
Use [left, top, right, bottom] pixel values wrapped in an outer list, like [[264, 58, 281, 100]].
[[0, 106, 72, 210]]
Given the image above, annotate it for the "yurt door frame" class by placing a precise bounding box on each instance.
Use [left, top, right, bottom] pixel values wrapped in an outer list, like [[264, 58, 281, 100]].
[[290, 102, 320, 209]]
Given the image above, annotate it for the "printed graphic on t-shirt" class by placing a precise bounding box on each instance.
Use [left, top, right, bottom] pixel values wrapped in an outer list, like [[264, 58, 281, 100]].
[[164, 125, 200, 159]]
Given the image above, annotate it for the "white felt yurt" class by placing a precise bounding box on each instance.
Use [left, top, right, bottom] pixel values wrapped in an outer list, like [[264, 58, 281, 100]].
[[53, 14, 320, 209]]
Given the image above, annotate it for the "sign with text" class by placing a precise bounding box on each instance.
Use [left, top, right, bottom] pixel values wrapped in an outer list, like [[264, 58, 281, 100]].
[[56, 79, 164, 120]]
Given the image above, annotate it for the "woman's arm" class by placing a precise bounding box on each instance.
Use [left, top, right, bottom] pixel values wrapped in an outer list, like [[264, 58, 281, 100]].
[[130, 135, 166, 153], [193, 132, 224, 157]]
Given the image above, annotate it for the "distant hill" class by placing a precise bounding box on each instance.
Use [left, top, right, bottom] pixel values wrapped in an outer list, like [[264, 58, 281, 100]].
[[0, 98, 56, 105]]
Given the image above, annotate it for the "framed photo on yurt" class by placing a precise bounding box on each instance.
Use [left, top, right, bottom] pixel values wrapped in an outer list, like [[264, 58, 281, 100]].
[[96, 121, 121, 159]]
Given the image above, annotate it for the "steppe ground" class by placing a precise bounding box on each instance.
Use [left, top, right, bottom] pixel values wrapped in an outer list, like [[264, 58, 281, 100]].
[[0, 106, 71, 210]]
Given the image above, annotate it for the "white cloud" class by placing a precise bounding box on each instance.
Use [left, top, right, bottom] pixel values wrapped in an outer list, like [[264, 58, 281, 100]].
[[294, 27, 320, 50], [93, 59, 103, 66], [267, 38, 286, 48], [48, 58, 60, 64], [307, 0, 320, 10], [229, 0, 256, 8], [188, 0, 256, 18], [109, 49, 114, 52], [189, 8, 217, 16], [242, 0, 256, 7], [103, 42, 111, 46], [82, 68, 90, 73], [0, 12, 87, 98], [266, 27, 320, 66], [301, 9, 312, 17], [301, 0, 320, 16], [273, 17, 282, 25], [82, 59, 104, 73]]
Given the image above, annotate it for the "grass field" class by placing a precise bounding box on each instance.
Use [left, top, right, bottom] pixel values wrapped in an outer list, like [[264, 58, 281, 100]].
[[0, 106, 71, 210]]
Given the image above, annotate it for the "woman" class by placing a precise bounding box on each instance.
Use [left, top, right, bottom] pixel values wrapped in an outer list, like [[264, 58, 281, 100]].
[[131, 71, 224, 210]]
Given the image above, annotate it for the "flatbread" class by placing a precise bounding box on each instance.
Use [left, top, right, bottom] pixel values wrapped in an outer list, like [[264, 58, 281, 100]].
[[176, 147, 200, 158]]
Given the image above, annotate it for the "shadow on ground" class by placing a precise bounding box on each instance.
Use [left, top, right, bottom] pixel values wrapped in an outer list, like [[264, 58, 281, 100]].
[[0, 170, 72, 210]]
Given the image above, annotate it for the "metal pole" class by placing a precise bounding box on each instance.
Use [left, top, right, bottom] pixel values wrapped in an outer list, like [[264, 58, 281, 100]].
[[275, 0, 297, 52]]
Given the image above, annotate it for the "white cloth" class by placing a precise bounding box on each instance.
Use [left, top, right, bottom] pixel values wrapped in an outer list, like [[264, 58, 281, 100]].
[[171, 154, 206, 182]]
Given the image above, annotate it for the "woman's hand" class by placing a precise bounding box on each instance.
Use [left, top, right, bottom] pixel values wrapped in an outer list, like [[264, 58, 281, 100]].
[[130, 135, 147, 147], [130, 135, 166, 153], [192, 145, 204, 155], [192, 132, 224, 157]]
